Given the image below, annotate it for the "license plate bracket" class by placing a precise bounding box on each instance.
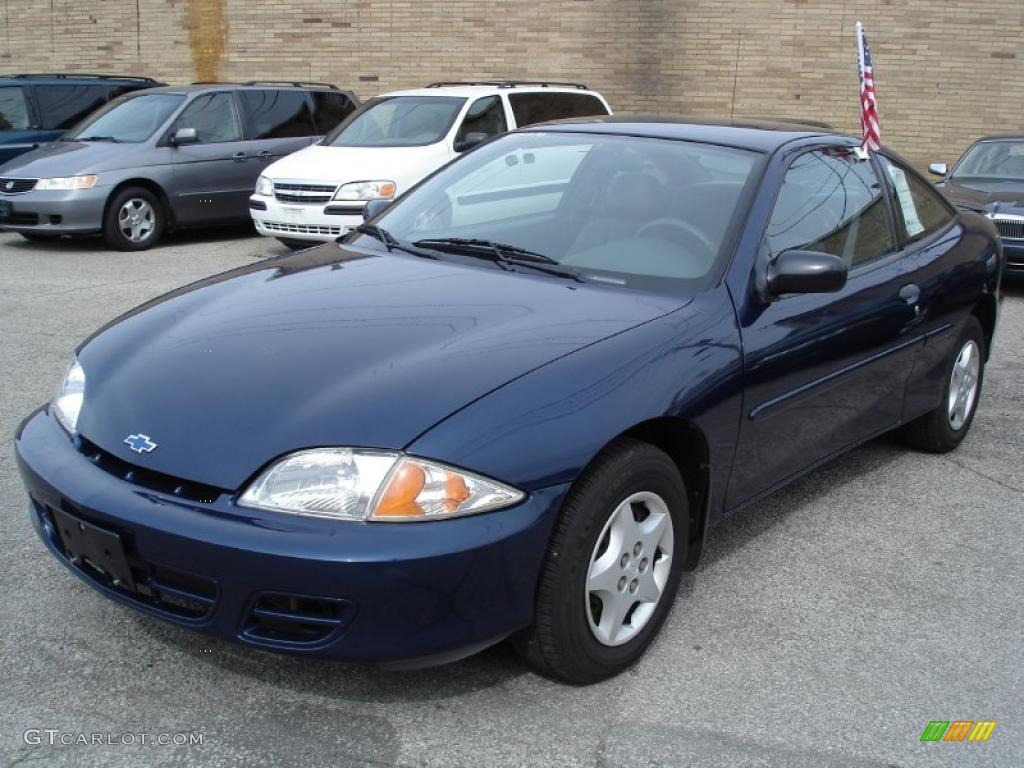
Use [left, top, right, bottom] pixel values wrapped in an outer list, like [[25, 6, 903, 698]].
[[51, 508, 136, 591]]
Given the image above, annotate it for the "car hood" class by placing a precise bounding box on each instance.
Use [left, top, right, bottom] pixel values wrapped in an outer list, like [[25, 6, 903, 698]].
[[943, 177, 1024, 213], [264, 143, 451, 192], [75, 244, 688, 490], [0, 140, 144, 177]]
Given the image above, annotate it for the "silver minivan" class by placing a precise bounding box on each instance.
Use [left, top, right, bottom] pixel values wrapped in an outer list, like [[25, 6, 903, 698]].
[[0, 82, 358, 250]]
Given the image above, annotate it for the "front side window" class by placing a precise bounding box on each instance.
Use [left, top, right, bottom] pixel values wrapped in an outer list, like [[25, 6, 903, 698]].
[[0, 87, 30, 130], [171, 92, 242, 144], [311, 91, 358, 133], [64, 93, 185, 143], [365, 132, 761, 293], [324, 96, 466, 147], [238, 89, 316, 139], [34, 85, 109, 130], [952, 140, 1024, 180], [509, 92, 609, 127], [455, 96, 507, 146], [877, 155, 955, 243], [766, 148, 895, 270]]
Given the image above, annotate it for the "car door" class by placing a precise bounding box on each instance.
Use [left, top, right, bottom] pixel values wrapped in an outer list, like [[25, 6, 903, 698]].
[[169, 91, 253, 223], [236, 88, 319, 173], [452, 94, 508, 152], [726, 145, 926, 508]]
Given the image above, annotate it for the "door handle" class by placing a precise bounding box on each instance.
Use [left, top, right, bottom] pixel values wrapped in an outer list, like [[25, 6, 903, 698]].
[[898, 283, 920, 305], [256, 150, 272, 159], [232, 151, 247, 161]]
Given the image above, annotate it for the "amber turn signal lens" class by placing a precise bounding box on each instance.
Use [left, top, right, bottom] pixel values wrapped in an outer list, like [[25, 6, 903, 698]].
[[375, 462, 426, 517]]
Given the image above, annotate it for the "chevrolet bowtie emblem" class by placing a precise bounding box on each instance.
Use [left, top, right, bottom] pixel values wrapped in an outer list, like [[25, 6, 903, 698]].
[[124, 433, 158, 453]]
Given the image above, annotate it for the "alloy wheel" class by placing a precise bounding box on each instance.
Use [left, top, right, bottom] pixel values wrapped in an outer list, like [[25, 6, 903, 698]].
[[118, 198, 156, 243], [947, 339, 980, 431]]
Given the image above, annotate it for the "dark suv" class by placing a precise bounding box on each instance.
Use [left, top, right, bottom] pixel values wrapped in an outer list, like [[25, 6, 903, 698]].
[[0, 81, 359, 250], [0, 73, 162, 164]]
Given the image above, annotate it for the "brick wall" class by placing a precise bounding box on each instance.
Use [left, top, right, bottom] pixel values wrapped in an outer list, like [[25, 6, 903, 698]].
[[1, 0, 1021, 167]]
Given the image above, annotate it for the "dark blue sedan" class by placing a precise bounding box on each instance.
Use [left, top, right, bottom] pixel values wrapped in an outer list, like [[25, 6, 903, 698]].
[[15, 118, 1003, 683]]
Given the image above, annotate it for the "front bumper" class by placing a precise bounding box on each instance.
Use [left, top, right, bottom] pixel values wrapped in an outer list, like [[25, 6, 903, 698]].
[[15, 408, 566, 665], [249, 194, 363, 243], [1002, 240, 1024, 274], [0, 186, 110, 234]]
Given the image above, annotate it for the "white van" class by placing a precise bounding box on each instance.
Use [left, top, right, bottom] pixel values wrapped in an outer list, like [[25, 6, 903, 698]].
[[248, 80, 612, 247]]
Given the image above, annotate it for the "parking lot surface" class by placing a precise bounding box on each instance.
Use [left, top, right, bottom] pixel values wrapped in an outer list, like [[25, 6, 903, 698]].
[[1, 229, 1021, 767]]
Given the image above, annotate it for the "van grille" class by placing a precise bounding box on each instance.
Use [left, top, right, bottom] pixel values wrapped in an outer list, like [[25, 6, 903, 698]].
[[0, 177, 37, 194], [261, 220, 343, 236], [273, 182, 336, 204], [992, 215, 1024, 241]]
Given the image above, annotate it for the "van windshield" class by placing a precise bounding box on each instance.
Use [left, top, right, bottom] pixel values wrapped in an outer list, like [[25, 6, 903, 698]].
[[323, 96, 465, 148], [64, 93, 185, 143]]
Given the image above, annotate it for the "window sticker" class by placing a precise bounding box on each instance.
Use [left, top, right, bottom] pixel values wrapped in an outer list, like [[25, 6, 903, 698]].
[[887, 165, 925, 237]]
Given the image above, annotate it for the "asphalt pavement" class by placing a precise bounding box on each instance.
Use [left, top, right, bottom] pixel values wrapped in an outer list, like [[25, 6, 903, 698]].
[[0, 228, 1021, 767]]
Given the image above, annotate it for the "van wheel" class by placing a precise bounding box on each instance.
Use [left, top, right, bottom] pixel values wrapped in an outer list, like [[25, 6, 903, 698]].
[[514, 438, 688, 684], [276, 238, 314, 250], [103, 187, 164, 251], [902, 316, 985, 453]]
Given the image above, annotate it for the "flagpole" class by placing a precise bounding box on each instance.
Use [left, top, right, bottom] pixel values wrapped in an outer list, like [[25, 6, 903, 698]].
[[856, 21, 865, 81]]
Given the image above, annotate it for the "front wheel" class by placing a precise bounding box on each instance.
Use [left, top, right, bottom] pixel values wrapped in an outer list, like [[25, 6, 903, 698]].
[[902, 316, 985, 453], [103, 186, 164, 251], [515, 439, 689, 684]]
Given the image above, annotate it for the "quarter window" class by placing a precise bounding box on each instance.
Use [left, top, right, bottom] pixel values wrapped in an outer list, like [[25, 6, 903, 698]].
[[0, 87, 30, 130], [455, 96, 507, 147], [766, 148, 895, 269], [238, 89, 316, 139], [508, 92, 609, 128], [310, 91, 358, 133], [876, 155, 955, 243], [34, 85, 108, 130], [172, 93, 243, 143]]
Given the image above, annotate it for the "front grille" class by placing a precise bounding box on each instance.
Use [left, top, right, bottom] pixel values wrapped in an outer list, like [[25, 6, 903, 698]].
[[993, 216, 1024, 241], [242, 592, 353, 645], [0, 177, 37, 194], [75, 436, 227, 503], [41, 504, 217, 620], [261, 220, 343, 236], [273, 182, 336, 205]]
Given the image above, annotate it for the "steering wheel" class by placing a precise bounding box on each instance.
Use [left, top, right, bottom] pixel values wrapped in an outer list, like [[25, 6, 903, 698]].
[[636, 218, 717, 259]]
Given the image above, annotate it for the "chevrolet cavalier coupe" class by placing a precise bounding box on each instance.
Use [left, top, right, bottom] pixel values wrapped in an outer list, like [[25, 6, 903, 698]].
[[15, 118, 1003, 683]]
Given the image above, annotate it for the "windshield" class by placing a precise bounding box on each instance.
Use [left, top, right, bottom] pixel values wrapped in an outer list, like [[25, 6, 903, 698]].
[[357, 131, 762, 293], [64, 93, 185, 142], [323, 96, 465, 147], [952, 140, 1024, 180]]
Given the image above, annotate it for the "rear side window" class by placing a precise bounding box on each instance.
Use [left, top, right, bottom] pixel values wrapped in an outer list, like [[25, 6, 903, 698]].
[[238, 89, 316, 139], [0, 87, 30, 130], [766, 147, 895, 270], [508, 92, 609, 128], [455, 96, 507, 145], [172, 92, 243, 143], [34, 85, 109, 130], [876, 155, 955, 243], [310, 91, 358, 133]]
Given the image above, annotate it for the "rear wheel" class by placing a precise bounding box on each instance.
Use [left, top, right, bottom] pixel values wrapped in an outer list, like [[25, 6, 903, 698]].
[[515, 439, 688, 684], [103, 186, 164, 251], [902, 316, 985, 453], [276, 238, 315, 250]]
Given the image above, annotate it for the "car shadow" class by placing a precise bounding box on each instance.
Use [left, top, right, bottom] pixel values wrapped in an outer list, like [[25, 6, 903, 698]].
[[0, 223, 260, 253]]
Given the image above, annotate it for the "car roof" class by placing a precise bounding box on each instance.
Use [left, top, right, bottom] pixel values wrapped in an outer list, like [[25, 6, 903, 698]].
[[970, 134, 1024, 143], [377, 84, 603, 99], [123, 82, 353, 97], [520, 115, 845, 152], [0, 73, 161, 86]]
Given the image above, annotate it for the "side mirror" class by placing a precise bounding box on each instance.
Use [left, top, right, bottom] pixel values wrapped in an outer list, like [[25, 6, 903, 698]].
[[928, 162, 948, 177], [363, 198, 392, 221], [767, 250, 847, 296], [453, 131, 489, 153], [170, 127, 198, 146]]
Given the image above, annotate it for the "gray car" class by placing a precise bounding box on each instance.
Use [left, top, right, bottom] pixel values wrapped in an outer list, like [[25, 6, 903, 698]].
[[0, 82, 358, 250]]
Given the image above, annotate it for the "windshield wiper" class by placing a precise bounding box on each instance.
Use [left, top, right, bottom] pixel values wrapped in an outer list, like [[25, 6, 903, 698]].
[[412, 237, 582, 282], [352, 223, 437, 260], [65, 135, 121, 142]]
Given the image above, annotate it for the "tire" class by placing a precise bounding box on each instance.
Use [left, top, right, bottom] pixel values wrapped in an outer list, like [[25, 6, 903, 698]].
[[276, 238, 315, 250], [20, 232, 60, 242], [103, 186, 164, 251], [902, 316, 985, 453], [515, 438, 689, 684]]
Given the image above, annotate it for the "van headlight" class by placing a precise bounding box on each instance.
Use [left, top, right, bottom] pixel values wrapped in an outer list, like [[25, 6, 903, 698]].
[[36, 175, 98, 191], [238, 448, 524, 522], [254, 175, 273, 196], [53, 356, 86, 435], [333, 180, 396, 201]]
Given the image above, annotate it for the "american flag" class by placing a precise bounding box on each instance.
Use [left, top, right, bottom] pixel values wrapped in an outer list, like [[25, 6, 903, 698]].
[[857, 22, 881, 151]]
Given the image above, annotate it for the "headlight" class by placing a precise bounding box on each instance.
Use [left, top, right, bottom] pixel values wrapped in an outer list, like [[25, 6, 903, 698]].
[[36, 175, 98, 191], [53, 356, 86, 435], [333, 180, 396, 201], [238, 448, 524, 522], [254, 175, 273, 196]]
